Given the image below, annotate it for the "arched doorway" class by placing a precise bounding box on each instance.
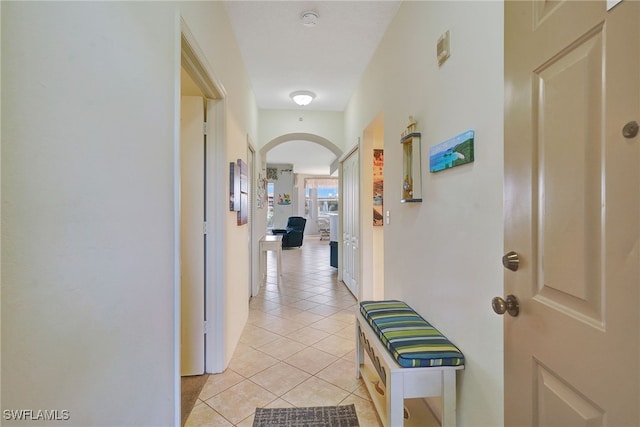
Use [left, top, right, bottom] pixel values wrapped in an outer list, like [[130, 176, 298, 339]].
[[260, 133, 342, 233]]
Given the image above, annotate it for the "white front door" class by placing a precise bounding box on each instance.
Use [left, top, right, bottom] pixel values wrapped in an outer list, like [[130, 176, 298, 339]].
[[504, 1, 639, 425], [180, 96, 206, 376], [342, 149, 360, 297]]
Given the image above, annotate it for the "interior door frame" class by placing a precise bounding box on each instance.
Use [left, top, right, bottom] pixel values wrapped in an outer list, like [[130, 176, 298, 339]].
[[247, 140, 258, 297], [361, 114, 385, 301], [339, 141, 361, 299], [174, 16, 228, 424]]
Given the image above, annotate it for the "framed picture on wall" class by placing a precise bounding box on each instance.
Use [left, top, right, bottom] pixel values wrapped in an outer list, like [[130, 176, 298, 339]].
[[373, 149, 384, 226], [229, 162, 240, 211], [256, 173, 266, 209], [237, 158, 248, 225], [429, 130, 475, 173]]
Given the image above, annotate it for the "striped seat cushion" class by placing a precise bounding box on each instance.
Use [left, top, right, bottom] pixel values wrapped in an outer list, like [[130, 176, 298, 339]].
[[359, 300, 465, 368]]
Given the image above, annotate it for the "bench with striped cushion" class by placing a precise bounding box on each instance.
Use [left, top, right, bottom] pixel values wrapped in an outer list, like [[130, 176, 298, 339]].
[[359, 300, 464, 368], [356, 300, 464, 426]]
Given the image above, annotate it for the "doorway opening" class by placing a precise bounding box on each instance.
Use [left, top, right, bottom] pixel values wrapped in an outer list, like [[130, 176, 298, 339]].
[[177, 20, 228, 424], [260, 133, 342, 235], [361, 113, 385, 300]]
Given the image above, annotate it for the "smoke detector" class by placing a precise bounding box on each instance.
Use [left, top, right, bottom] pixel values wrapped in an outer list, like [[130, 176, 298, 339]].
[[301, 10, 319, 27]]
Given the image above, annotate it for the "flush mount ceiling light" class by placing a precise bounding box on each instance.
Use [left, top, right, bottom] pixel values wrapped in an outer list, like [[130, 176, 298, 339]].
[[290, 90, 316, 106], [301, 10, 319, 27]]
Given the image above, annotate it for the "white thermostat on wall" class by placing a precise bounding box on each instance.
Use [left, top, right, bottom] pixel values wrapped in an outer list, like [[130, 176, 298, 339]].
[[437, 30, 450, 66]]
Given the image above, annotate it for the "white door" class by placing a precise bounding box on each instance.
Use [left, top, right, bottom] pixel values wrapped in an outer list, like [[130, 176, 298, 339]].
[[503, 1, 639, 425], [248, 144, 256, 298], [342, 149, 360, 297], [180, 96, 206, 376]]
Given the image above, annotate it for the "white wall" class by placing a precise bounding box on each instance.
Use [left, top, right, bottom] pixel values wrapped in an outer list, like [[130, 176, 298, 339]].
[[2, 3, 176, 424], [345, 2, 504, 425], [2, 1, 257, 425], [0, 0, 4, 410], [259, 109, 345, 152]]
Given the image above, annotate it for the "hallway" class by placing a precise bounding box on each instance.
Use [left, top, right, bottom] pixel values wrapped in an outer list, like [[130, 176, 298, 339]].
[[185, 237, 381, 426]]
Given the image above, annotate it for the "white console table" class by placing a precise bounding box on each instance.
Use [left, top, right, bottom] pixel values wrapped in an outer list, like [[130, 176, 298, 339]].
[[259, 235, 282, 285]]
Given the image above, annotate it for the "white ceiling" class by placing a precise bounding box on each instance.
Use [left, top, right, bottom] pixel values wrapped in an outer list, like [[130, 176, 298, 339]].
[[223, 1, 400, 174]]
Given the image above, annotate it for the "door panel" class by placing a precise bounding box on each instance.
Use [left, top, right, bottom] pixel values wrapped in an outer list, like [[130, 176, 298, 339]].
[[535, 362, 604, 427], [180, 96, 205, 376], [534, 23, 604, 324], [342, 149, 359, 297], [504, 1, 639, 425]]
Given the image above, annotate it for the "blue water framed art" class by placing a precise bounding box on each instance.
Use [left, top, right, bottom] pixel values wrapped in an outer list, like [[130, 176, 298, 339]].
[[429, 130, 475, 173]]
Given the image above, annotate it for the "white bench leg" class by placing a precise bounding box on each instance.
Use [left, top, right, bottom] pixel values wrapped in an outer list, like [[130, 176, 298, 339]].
[[442, 369, 457, 427], [388, 371, 404, 427]]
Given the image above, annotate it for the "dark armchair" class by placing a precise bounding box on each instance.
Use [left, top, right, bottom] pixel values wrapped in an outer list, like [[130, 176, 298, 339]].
[[272, 216, 307, 248]]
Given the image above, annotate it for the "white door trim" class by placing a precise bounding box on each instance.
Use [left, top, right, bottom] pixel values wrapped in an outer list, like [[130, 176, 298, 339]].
[[180, 16, 228, 375], [247, 140, 261, 297], [174, 14, 228, 425]]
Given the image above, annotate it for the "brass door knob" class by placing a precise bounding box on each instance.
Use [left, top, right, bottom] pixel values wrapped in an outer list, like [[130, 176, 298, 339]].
[[502, 251, 520, 271], [492, 295, 520, 317]]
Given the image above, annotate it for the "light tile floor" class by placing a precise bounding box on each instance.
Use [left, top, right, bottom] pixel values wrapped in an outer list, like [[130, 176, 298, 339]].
[[185, 236, 382, 427]]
